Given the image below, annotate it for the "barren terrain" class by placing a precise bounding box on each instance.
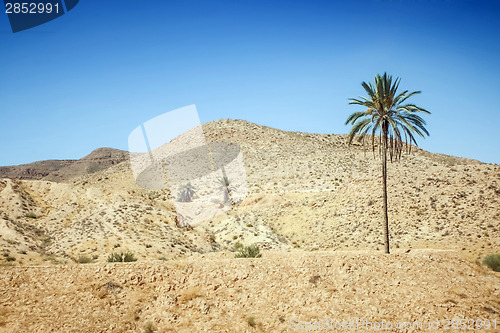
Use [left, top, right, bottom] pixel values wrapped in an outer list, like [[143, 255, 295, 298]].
[[0, 119, 499, 331], [1, 251, 499, 332]]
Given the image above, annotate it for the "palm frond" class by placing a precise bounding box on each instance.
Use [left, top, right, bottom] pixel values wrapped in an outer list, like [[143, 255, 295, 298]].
[[345, 73, 430, 160], [347, 118, 371, 144], [345, 111, 367, 125]]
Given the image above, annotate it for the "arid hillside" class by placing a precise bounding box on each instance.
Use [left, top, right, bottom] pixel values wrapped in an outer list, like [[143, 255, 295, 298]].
[[0, 119, 498, 266], [0, 119, 499, 332]]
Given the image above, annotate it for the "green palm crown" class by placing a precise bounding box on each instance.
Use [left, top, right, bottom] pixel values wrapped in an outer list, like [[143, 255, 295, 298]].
[[346, 72, 431, 161]]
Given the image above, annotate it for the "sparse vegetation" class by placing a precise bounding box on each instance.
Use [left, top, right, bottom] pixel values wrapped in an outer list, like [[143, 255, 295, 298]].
[[77, 255, 92, 264], [105, 281, 122, 292], [309, 275, 320, 287], [107, 252, 122, 262], [107, 251, 137, 262], [247, 316, 256, 328], [235, 244, 262, 258], [144, 321, 156, 333], [25, 212, 37, 219], [482, 254, 500, 272]]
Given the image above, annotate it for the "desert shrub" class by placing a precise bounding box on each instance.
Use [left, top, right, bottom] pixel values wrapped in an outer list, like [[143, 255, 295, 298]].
[[144, 321, 156, 333], [483, 254, 500, 272], [123, 252, 137, 262], [107, 252, 122, 262], [235, 244, 261, 258], [233, 242, 243, 250], [107, 251, 137, 262], [77, 255, 92, 264], [247, 316, 256, 327], [5, 256, 16, 262], [104, 281, 122, 292], [309, 275, 320, 286], [25, 212, 37, 219]]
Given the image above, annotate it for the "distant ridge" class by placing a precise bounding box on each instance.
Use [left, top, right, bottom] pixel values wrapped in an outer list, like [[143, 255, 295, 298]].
[[0, 119, 484, 182], [0, 147, 128, 182]]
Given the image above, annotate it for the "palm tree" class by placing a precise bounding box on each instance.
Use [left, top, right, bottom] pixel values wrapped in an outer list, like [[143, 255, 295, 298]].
[[177, 182, 196, 202], [218, 175, 234, 205], [345, 73, 430, 253]]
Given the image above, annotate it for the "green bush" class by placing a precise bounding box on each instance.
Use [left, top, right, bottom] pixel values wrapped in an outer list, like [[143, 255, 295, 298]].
[[77, 255, 92, 264], [107, 251, 137, 262], [247, 316, 256, 327], [123, 252, 137, 262], [144, 321, 156, 333], [25, 212, 37, 219], [235, 244, 262, 258], [107, 252, 122, 262], [483, 254, 500, 272]]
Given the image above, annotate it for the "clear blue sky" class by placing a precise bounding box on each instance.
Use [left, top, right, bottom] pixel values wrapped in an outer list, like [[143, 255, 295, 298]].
[[1, 0, 499, 165]]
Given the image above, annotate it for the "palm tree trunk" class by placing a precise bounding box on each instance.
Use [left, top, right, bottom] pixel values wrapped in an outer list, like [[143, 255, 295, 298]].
[[382, 129, 390, 254]]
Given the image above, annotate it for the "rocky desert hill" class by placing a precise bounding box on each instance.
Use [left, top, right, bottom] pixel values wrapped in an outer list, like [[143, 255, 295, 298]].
[[0, 147, 128, 182], [0, 119, 499, 332], [0, 119, 498, 265]]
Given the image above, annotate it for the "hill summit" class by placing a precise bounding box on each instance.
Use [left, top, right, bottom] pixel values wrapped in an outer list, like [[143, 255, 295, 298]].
[[0, 119, 498, 265]]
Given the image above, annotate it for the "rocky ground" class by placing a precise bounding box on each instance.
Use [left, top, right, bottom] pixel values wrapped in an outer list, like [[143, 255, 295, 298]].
[[0, 251, 498, 332]]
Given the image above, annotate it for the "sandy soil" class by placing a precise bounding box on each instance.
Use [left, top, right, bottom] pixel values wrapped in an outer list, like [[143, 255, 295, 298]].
[[0, 250, 499, 332]]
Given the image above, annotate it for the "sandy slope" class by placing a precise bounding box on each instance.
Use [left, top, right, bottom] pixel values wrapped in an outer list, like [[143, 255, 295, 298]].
[[0, 119, 498, 265]]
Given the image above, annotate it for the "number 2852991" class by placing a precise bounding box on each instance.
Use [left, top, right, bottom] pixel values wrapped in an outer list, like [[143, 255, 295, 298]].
[[5, 2, 60, 14]]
